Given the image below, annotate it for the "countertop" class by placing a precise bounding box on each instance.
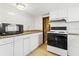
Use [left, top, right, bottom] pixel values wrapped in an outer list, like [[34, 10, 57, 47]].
[[67, 33, 79, 35], [0, 30, 43, 39]]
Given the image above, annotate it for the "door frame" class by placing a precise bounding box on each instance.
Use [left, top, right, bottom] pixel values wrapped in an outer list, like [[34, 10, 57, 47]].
[[42, 16, 49, 43]]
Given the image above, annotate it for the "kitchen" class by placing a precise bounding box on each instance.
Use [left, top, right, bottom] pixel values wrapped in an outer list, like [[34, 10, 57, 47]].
[[0, 3, 79, 56]]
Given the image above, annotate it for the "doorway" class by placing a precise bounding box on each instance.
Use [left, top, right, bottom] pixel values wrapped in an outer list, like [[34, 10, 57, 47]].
[[43, 16, 50, 43]]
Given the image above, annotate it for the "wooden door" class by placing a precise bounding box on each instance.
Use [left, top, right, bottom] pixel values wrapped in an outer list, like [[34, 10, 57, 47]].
[[43, 16, 50, 43]]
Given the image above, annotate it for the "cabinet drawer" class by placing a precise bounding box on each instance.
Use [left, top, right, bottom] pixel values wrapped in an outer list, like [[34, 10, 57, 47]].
[[0, 38, 14, 46]]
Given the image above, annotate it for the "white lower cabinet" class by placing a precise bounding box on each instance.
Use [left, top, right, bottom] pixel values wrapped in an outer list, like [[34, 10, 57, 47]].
[[0, 38, 14, 56], [68, 35, 79, 56], [23, 35, 31, 55], [13, 32, 43, 56], [38, 33, 43, 45], [0, 43, 13, 56], [0, 32, 43, 56], [30, 33, 43, 52], [23, 32, 43, 55], [30, 34, 39, 52], [14, 36, 23, 56]]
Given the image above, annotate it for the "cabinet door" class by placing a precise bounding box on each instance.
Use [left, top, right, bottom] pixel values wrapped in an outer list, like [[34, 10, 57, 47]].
[[67, 22, 79, 33], [0, 43, 13, 56], [50, 9, 67, 20], [0, 38, 13, 56], [23, 35, 30, 55], [30, 34, 39, 52], [57, 9, 67, 18], [39, 33, 43, 45], [38, 33, 43, 45], [68, 35, 79, 56], [14, 36, 23, 56], [50, 11, 58, 20], [68, 7, 79, 22]]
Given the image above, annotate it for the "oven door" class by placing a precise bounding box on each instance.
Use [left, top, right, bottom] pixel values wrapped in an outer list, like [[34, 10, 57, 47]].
[[47, 33, 67, 50]]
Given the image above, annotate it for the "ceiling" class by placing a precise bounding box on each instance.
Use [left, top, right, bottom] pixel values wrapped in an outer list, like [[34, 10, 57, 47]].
[[26, 3, 79, 16], [1, 3, 79, 16]]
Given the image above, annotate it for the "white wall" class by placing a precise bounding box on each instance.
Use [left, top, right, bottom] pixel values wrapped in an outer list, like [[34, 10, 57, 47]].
[[34, 16, 43, 30], [0, 4, 35, 31], [50, 21, 67, 27]]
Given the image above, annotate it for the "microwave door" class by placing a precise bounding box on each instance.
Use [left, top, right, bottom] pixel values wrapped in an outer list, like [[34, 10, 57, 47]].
[[5, 25, 18, 32]]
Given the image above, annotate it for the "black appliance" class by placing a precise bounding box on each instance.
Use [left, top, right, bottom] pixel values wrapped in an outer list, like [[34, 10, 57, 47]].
[[47, 33, 67, 50], [47, 27, 67, 50], [0, 23, 23, 35], [16, 24, 23, 33]]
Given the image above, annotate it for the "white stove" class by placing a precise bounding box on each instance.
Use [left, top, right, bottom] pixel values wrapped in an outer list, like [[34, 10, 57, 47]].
[[47, 27, 67, 56]]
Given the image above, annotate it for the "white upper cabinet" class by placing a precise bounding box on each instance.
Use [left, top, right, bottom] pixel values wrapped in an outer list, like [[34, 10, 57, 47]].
[[68, 7, 79, 22], [50, 7, 79, 22], [50, 10, 58, 20], [57, 9, 67, 18], [50, 8, 67, 20]]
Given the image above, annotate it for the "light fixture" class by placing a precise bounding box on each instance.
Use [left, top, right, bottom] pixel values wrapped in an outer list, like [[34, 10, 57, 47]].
[[16, 3, 25, 10]]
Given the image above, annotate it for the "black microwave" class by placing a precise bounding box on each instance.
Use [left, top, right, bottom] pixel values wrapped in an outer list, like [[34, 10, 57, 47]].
[[0, 23, 23, 36]]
